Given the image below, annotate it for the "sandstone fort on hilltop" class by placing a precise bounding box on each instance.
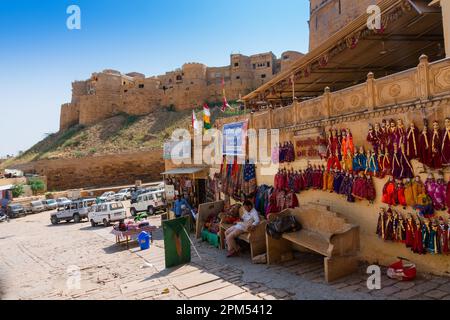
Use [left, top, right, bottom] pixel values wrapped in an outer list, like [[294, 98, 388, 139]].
[[59, 51, 304, 131]]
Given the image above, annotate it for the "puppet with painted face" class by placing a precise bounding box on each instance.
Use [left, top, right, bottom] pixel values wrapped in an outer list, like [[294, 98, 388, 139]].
[[406, 121, 419, 160], [437, 217, 449, 255], [367, 124, 378, 154], [400, 143, 414, 179], [430, 121, 443, 169], [418, 121, 432, 167], [395, 119, 407, 148], [391, 142, 403, 180], [442, 117, 450, 166], [386, 119, 397, 155]]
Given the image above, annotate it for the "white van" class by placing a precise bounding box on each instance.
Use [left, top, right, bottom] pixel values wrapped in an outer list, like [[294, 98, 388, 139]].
[[130, 190, 166, 216], [88, 202, 126, 227]]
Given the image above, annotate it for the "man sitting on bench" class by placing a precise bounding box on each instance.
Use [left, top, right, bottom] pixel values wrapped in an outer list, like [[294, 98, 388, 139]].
[[225, 200, 260, 257]]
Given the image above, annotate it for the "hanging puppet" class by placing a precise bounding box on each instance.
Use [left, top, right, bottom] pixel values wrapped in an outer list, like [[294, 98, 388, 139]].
[[442, 117, 450, 166], [430, 121, 443, 169], [418, 122, 432, 167], [406, 121, 419, 159], [382, 176, 397, 206]]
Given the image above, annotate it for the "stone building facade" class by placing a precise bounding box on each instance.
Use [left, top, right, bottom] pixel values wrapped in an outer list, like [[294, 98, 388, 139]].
[[309, 0, 375, 51], [59, 51, 303, 131]]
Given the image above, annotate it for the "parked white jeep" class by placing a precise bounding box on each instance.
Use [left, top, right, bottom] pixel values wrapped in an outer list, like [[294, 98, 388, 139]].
[[50, 198, 96, 225], [130, 190, 166, 216], [88, 202, 126, 227]]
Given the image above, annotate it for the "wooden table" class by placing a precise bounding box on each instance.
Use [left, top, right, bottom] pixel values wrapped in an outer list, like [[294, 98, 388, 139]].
[[111, 225, 156, 249]]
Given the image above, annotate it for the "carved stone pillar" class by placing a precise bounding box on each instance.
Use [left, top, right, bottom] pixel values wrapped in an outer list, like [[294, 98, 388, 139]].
[[323, 87, 331, 118], [417, 54, 430, 101], [366, 72, 376, 111]]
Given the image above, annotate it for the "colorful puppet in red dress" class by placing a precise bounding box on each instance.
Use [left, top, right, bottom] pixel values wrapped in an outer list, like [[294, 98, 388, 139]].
[[442, 117, 450, 166], [366, 175, 376, 202], [386, 119, 397, 155], [406, 121, 419, 160], [430, 121, 443, 169], [418, 123, 432, 167], [382, 176, 397, 206], [367, 124, 378, 155], [326, 129, 338, 159]]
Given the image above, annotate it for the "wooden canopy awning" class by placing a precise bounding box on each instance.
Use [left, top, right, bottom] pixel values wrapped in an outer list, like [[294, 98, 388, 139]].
[[243, 0, 443, 107]]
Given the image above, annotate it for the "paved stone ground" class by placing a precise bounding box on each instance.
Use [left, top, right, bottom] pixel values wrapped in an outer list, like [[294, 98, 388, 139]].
[[1, 207, 449, 300]]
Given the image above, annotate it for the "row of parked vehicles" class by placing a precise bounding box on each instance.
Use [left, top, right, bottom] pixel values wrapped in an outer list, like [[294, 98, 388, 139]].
[[50, 186, 166, 227], [1, 185, 167, 227], [49, 198, 126, 227], [3, 197, 73, 219]]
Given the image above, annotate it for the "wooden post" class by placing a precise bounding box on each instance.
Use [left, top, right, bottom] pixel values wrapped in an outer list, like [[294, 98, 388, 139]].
[[417, 54, 430, 101]]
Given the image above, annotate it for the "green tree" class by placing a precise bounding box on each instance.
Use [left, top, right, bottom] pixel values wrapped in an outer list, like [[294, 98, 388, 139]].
[[11, 184, 25, 198], [29, 179, 45, 195]]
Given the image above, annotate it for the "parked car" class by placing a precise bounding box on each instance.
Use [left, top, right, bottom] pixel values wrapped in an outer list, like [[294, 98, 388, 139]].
[[130, 188, 150, 204], [6, 204, 26, 218], [42, 199, 58, 211], [98, 191, 116, 202], [115, 188, 131, 201], [130, 190, 166, 216], [56, 197, 72, 208], [88, 202, 126, 227], [50, 198, 95, 225], [30, 200, 45, 213]]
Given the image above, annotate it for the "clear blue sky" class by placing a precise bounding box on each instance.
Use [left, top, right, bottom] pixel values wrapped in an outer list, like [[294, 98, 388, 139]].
[[0, 0, 310, 157]]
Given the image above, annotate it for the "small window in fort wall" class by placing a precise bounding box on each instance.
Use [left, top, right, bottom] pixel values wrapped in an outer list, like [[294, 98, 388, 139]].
[[261, 74, 266, 79], [234, 62, 239, 67], [176, 75, 182, 81], [236, 76, 240, 80], [267, 62, 270, 68], [139, 84, 144, 89]]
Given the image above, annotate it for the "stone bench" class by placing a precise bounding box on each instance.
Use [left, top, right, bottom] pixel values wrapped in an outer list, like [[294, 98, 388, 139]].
[[266, 204, 360, 283]]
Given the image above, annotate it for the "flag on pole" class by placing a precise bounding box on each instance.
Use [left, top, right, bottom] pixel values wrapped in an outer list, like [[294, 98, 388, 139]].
[[203, 103, 211, 130], [221, 78, 231, 112], [192, 110, 199, 132]]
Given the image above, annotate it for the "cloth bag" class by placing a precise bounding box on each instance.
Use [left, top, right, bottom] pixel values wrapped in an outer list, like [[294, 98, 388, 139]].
[[266, 215, 302, 239]]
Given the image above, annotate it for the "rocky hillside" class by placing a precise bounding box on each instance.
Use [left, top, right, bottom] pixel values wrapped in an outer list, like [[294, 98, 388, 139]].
[[2, 106, 243, 169]]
